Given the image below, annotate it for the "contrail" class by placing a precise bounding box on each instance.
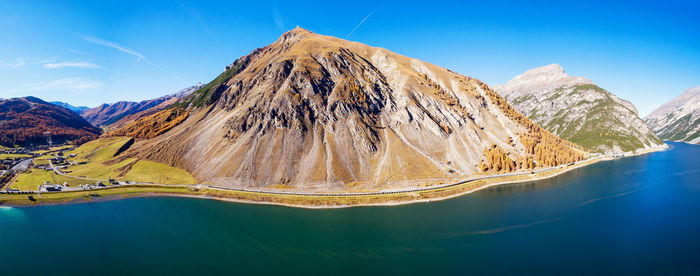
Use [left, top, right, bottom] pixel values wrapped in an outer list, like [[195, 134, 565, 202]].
[[346, 10, 375, 39], [79, 34, 146, 62], [79, 34, 189, 84]]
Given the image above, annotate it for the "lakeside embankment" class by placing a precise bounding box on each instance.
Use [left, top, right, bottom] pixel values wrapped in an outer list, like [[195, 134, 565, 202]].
[[0, 144, 668, 208]]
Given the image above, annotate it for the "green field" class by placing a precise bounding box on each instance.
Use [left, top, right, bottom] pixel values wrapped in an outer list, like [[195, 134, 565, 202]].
[[7, 137, 197, 191], [0, 153, 32, 159], [33, 159, 50, 165], [31, 145, 74, 155], [65, 137, 131, 162], [10, 169, 91, 191], [64, 137, 196, 185]]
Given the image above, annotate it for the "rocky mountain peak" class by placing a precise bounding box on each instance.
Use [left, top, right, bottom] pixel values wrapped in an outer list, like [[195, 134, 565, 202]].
[[496, 64, 593, 99], [280, 26, 313, 38], [118, 29, 588, 191], [494, 65, 663, 154], [522, 63, 565, 77], [270, 27, 317, 49], [645, 86, 700, 144]]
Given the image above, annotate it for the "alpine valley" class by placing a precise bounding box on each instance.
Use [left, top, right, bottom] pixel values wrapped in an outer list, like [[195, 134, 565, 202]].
[[80, 84, 202, 129], [0, 29, 683, 207]]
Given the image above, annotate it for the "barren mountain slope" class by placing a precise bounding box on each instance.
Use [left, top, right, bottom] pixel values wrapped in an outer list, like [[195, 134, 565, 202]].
[[494, 64, 663, 154], [119, 28, 583, 191], [645, 86, 700, 144]]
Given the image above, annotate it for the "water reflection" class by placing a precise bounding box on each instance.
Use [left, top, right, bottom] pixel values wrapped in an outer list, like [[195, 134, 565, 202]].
[[480, 166, 589, 195]]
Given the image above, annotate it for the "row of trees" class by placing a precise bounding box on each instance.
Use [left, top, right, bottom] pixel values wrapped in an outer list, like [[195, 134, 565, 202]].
[[469, 78, 585, 173], [107, 108, 190, 139], [478, 144, 516, 172]]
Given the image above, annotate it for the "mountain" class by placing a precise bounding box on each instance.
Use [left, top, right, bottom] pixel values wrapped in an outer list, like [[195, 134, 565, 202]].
[[493, 64, 663, 154], [644, 86, 700, 144], [0, 97, 101, 147], [102, 84, 203, 133], [112, 28, 584, 191], [81, 84, 202, 127], [49, 101, 89, 113]]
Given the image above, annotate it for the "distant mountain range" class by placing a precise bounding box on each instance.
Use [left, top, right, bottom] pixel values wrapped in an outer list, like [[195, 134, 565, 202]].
[[5, 28, 690, 195], [49, 101, 89, 113], [494, 64, 663, 154], [80, 84, 202, 128], [645, 86, 700, 144], [0, 97, 101, 147], [107, 27, 585, 191]]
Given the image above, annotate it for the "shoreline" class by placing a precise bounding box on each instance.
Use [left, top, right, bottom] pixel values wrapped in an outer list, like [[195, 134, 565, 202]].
[[1, 144, 668, 209]]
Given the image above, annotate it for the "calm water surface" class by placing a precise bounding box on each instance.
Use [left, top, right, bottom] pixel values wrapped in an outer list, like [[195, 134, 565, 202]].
[[1, 142, 699, 275]]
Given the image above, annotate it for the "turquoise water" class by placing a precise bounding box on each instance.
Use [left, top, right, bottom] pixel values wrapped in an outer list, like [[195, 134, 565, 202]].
[[1, 142, 699, 275]]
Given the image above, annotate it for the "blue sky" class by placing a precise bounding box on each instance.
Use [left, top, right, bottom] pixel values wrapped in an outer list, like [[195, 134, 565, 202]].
[[0, 0, 698, 116]]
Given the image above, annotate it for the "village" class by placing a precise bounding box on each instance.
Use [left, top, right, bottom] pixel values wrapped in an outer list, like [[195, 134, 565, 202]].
[[0, 143, 136, 194]]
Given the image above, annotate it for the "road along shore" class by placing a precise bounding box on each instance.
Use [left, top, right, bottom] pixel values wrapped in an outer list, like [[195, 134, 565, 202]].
[[0, 145, 668, 208]]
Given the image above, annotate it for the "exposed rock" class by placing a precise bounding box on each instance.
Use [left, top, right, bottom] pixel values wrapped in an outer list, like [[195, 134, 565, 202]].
[[645, 86, 700, 144], [494, 64, 663, 154], [123, 28, 584, 191]]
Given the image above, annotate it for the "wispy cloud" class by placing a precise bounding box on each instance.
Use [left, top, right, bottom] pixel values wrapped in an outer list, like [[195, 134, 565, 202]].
[[78, 34, 189, 84], [0, 57, 57, 68], [8, 78, 102, 93], [79, 34, 146, 62], [0, 58, 26, 67], [57, 47, 89, 56], [44, 61, 100, 69], [346, 10, 375, 38], [273, 8, 287, 31]]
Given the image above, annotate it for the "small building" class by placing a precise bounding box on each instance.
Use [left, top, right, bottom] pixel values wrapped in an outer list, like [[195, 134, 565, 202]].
[[40, 183, 63, 192]]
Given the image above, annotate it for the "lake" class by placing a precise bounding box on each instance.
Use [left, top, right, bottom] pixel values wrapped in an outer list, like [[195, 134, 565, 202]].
[[1, 142, 698, 275]]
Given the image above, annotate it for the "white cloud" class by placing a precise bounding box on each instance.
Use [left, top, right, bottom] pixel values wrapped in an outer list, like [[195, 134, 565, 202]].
[[0, 57, 59, 68], [273, 9, 287, 31], [78, 34, 189, 84], [79, 34, 146, 62], [0, 58, 25, 67], [8, 78, 102, 93], [44, 61, 100, 69]]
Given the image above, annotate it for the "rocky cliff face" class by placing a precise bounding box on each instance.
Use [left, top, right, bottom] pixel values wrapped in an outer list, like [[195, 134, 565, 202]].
[[81, 84, 202, 127], [0, 97, 101, 147], [645, 86, 700, 144], [494, 64, 663, 154], [120, 28, 584, 191]]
